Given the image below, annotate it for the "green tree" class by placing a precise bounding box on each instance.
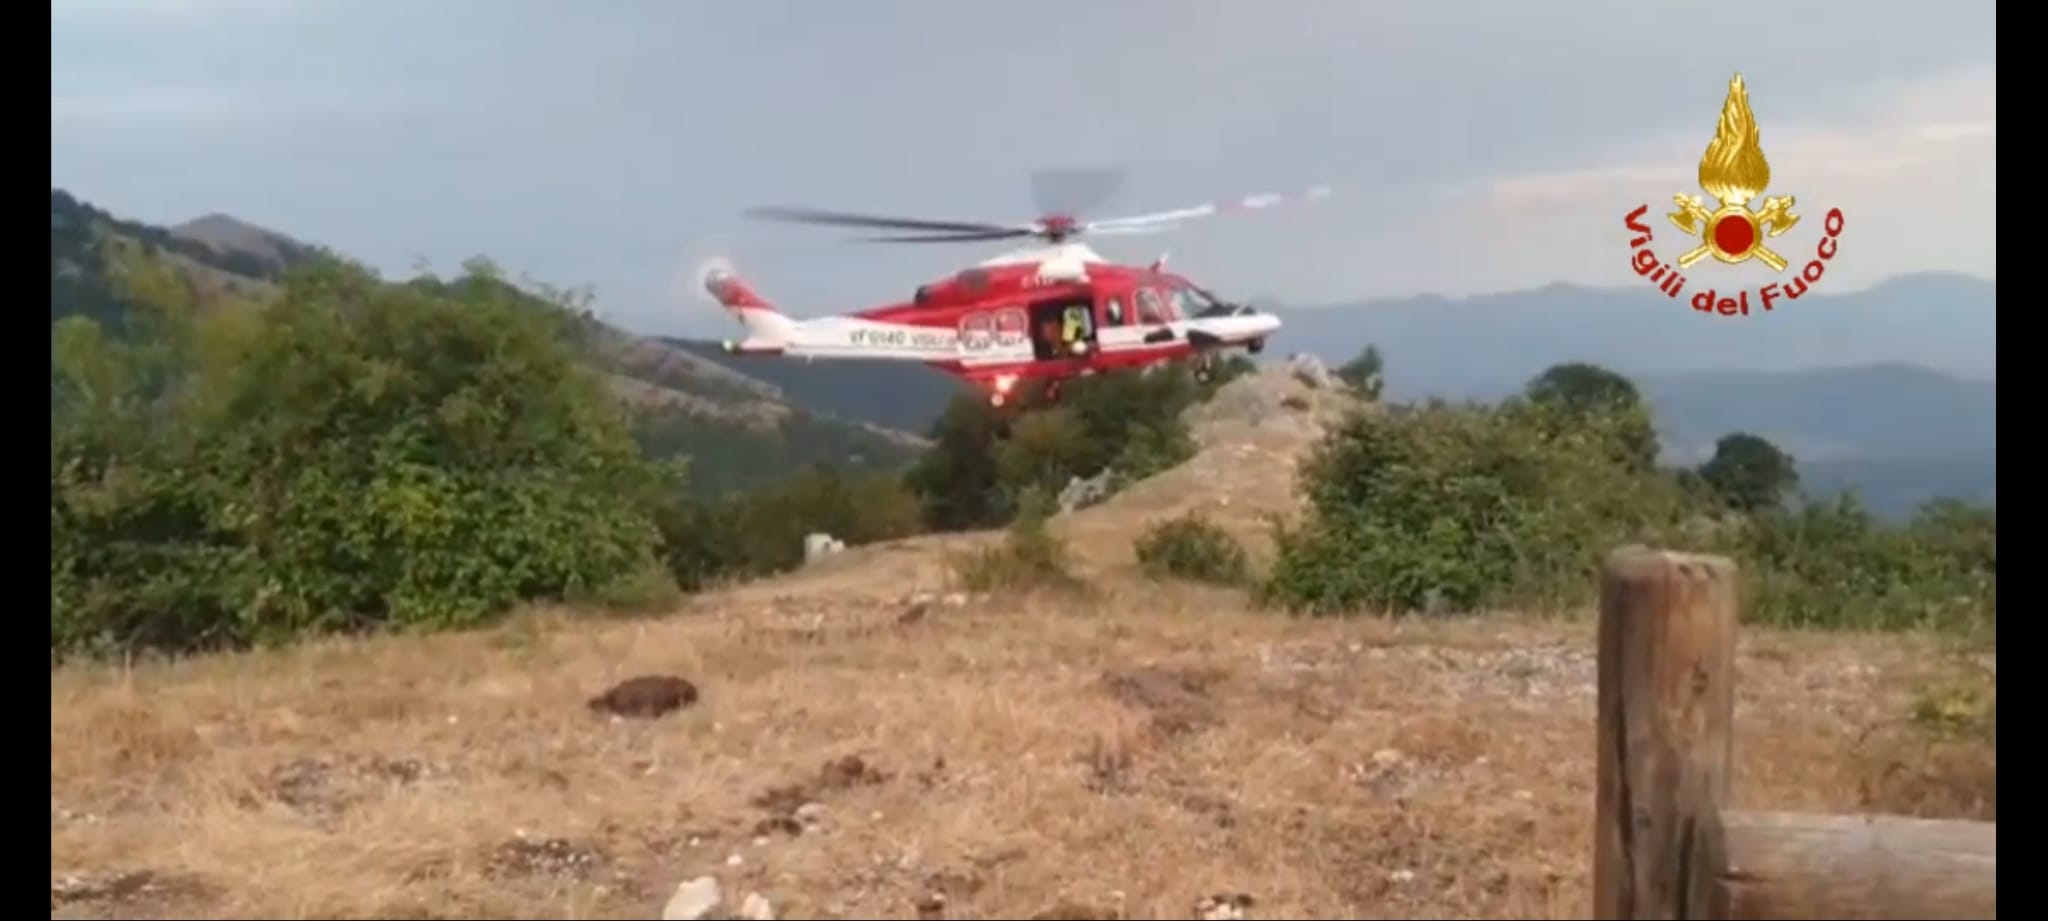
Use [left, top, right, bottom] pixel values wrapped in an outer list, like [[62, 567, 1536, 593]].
[[1263, 397, 1689, 614], [905, 393, 1014, 530], [904, 362, 1209, 532], [52, 253, 672, 656], [1335, 344, 1385, 399], [995, 408, 1094, 502], [1522, 362, 1660, 472], [1525, 361, 1642, 413], [1697, 432, 1800, 512]]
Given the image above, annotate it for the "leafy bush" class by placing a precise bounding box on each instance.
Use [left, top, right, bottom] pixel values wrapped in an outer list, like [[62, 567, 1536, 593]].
[[906, 360, 1213, 531], [655, 466, 924, 589], [1522, 362, 1660, 472], [949, 488, 1081, 593], [1135, 513, 1253, 586], [51, 254, 670, 657], [1733, 494, 1995, 636], [1697, 432, 1800, 512], [994, 408, 1095, 505], [1263, 360, 1995, 636], [1263, 395, 1689, 615], [1335, 345, 1385, 399]]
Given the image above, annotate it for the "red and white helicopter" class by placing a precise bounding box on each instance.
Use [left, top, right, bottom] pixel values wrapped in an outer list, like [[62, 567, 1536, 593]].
[[700, 176, 1327, 407]]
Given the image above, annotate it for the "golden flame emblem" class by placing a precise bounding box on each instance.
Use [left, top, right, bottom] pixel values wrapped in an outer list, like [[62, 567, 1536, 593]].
[[1667, 74, 1800, 271]]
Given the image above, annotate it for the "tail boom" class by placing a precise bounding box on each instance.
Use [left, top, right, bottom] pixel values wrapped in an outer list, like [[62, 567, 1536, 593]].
[[703, 265, 798, 351]]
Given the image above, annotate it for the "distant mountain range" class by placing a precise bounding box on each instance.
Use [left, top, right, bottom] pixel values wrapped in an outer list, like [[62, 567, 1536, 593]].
[[658, 337, 964, 435], [1261, 272, 1995, 401]]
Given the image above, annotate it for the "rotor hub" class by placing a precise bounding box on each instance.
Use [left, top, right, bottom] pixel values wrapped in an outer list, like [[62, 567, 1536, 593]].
[[1038, 214, 1080, 242]]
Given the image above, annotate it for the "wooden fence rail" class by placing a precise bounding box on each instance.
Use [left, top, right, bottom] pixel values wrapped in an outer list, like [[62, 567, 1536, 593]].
[[1593, 546, 1996, 920]]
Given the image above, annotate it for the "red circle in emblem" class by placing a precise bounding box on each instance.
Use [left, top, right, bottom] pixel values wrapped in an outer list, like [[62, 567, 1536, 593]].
[[1711, 213, 1756, 256]]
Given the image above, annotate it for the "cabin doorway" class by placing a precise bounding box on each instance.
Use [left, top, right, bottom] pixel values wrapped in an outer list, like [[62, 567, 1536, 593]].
[[1028, 296, 1096, 362]]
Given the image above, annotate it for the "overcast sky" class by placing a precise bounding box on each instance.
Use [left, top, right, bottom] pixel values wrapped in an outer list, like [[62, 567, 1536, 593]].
[[53, 0, 1995, 337]]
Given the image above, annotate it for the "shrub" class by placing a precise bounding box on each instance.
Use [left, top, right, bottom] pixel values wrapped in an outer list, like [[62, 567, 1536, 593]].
[[655, 466, 924, 589], [1263, 397, 1690, 616], [51, 255, 669, 657], [907, 361, 1212, 532], [1135, 513, 1253, 586], [994, 408, 1095, 503], [1732, 494, 1995, 636], [1335, 345, 1385, 399], [949, 488, 1081, 593], [1262, 363, 1994, 636], [1697, 432, 1800, 512]]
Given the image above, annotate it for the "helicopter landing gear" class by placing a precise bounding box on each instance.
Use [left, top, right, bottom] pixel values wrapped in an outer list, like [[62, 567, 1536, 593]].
[[988, 391, 1007, 409], [1247, 337, 1266, 355], [1195, 359, 1217, 385]]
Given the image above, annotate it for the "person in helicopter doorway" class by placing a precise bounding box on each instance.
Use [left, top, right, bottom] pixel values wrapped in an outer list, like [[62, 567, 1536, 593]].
[[1060, 304, 1091, 354]]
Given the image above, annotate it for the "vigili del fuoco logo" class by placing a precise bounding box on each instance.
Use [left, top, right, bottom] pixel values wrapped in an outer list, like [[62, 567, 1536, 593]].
[[1622, 73, 1845, 317]]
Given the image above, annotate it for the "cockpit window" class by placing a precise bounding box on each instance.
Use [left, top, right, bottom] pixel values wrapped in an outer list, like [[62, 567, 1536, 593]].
[[1171, 279, 1241, 318], [1136, 289, 1167, 324]]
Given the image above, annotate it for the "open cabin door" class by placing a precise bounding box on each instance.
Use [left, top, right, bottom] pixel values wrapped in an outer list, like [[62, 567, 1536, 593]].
[[1026, 293, 1098, 363]]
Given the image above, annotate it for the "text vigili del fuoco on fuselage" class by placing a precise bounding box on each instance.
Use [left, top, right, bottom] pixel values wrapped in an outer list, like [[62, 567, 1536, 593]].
[[1623, 203, 1847, 316]]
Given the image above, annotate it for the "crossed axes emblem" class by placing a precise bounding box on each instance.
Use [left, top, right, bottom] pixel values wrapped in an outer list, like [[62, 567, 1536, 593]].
[[1667, 194, 1800, 271]]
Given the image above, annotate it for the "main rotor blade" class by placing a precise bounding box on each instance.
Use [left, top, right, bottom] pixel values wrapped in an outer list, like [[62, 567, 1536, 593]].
[[854, 229, 1039, 243], [1082, 184, 1333, 234], [1029, 166, 1128, 218], [1085, 224, 1180, 236], [745, 206, 1023, 236]]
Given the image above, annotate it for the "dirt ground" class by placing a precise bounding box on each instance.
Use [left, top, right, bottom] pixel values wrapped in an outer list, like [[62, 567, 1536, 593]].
[[48, 369, 1996, 920]]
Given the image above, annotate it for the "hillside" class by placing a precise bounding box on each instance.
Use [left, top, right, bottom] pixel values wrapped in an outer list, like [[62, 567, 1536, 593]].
[[1643, 362, 1996, 463], [660, 337, 966, 436], [49, 189, 926, 495], [50, 366, 1994, 920], [1641, 362, 1996, 517]]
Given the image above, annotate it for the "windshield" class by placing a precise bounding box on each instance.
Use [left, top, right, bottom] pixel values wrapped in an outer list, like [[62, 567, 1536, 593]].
[[1172, 280, 1238, 318]]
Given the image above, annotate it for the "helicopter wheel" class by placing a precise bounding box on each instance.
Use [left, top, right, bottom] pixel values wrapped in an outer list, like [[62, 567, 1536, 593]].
[[1247, 337, 1265, 355], [1195, 363, 1215, 385], [989, 391, 1007, 409]]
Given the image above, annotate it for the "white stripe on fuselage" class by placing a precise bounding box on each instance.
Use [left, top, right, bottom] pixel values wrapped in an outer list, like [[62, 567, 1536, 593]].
[[754, 312, 1272, 367]]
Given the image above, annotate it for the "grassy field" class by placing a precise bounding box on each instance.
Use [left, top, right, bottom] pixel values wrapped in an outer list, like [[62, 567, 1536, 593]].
[[49, 580, 1993, 920]]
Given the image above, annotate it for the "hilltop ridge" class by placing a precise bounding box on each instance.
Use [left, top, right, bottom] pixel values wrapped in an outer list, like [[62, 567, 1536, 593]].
[[720, 362, 1361, 606]]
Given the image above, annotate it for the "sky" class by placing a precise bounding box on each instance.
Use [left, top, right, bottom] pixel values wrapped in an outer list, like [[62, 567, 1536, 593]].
[[52, 0, 1995, 338]]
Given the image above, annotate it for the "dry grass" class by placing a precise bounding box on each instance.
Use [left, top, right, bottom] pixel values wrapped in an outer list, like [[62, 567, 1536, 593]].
[[49, 580, 1992, 920]]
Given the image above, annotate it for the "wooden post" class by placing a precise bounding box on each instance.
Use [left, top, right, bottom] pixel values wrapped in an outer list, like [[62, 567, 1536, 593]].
[[1718, 810, 1996, 920], [1594, 545, 1740, 920]]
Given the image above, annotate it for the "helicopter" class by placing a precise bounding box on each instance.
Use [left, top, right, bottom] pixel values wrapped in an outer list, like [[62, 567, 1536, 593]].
[[701, 175, 1326, 407]]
